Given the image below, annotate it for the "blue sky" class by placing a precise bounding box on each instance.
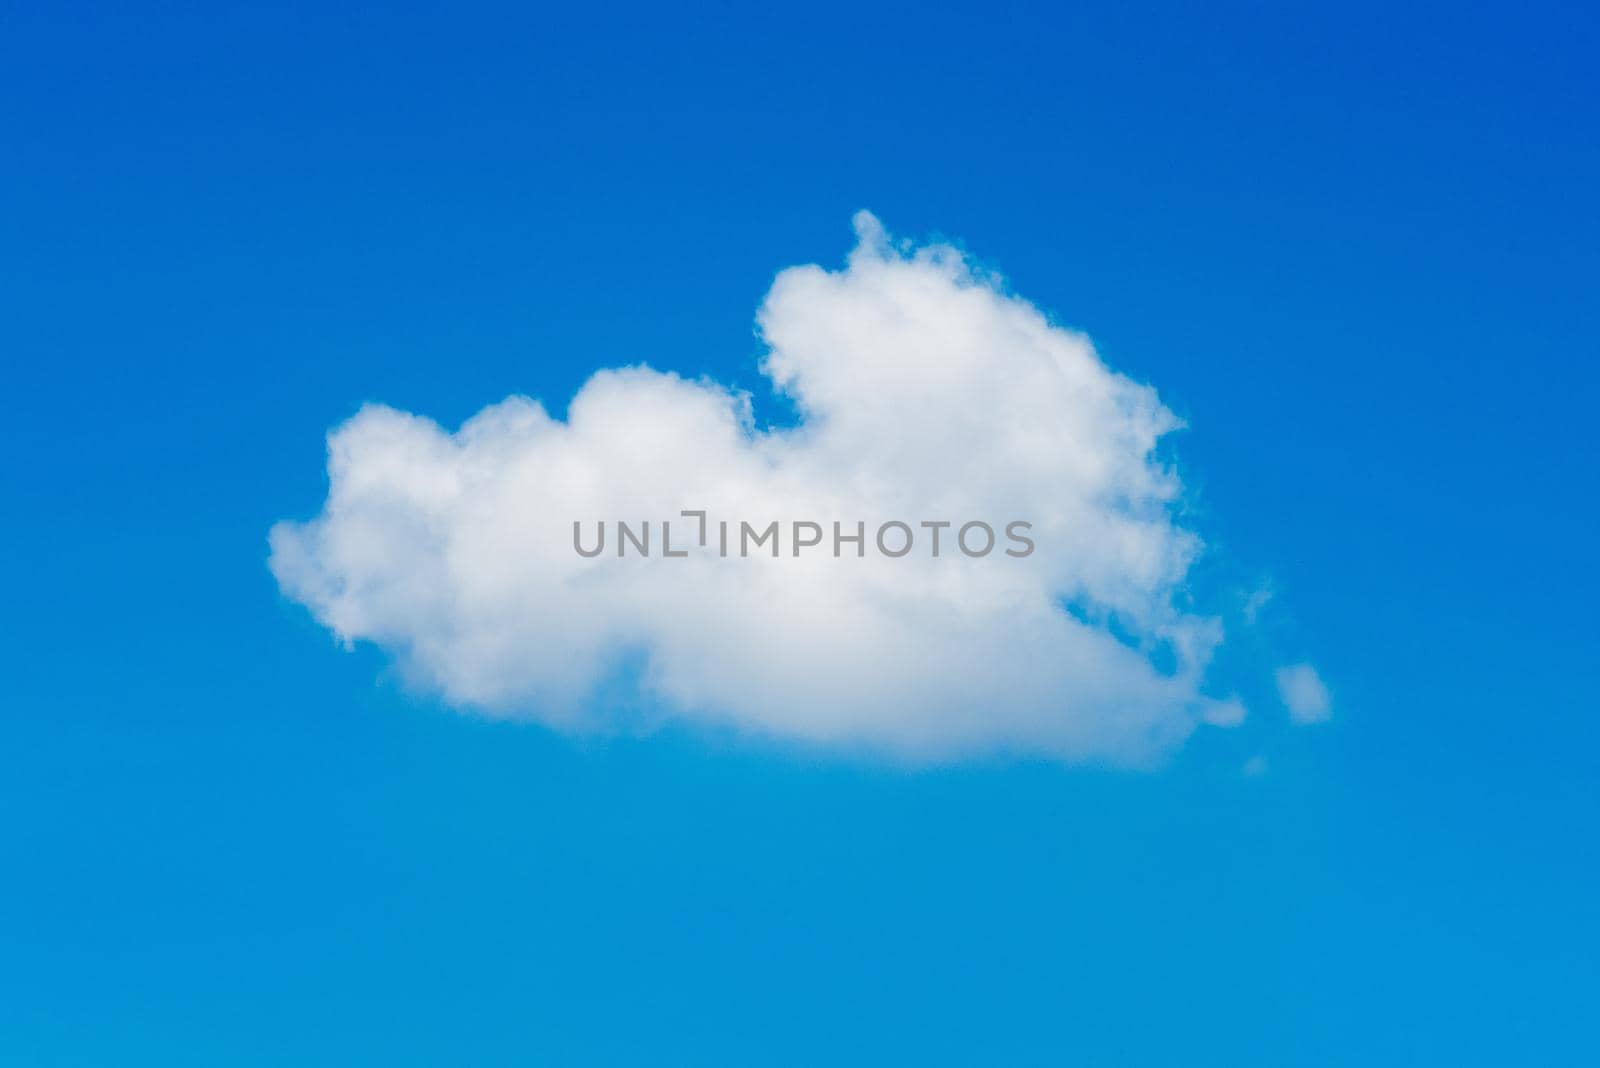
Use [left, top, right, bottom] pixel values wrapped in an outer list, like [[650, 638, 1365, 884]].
[[4, 2, 1598, 1063]]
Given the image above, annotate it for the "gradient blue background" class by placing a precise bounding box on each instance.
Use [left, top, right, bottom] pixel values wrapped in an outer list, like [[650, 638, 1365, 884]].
[[4, 2, 1598, 1063]]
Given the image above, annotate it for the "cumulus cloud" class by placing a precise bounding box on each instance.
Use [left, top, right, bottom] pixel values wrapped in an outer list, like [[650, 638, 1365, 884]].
[[1276, 663, 1332, 724], [270, 212, 1252, 766]]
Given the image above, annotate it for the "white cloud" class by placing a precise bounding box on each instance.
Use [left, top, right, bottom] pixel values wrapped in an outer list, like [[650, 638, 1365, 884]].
[[270, 212, 1252, 766], [1275, 663, 1332, 724], [1242, 585, 1273, 624]]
